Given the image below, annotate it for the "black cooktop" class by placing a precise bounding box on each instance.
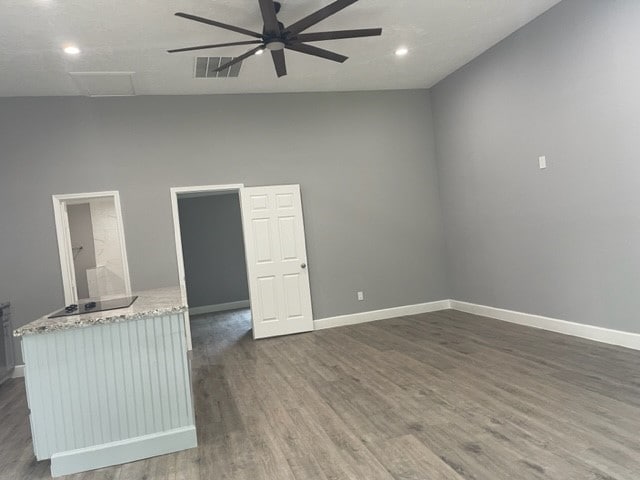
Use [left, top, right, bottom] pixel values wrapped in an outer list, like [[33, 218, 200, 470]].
[[48, 296, 138, 319]]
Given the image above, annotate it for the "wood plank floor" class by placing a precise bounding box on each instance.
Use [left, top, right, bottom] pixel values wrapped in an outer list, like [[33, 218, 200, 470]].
[[2, 308, 640, 479]]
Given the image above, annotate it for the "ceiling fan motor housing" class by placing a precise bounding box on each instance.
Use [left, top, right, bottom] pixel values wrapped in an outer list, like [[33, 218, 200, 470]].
[[263, 21, 286, 42]]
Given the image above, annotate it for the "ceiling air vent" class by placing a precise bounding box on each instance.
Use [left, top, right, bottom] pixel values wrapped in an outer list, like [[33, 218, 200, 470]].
[[195, 57, 242, 78]]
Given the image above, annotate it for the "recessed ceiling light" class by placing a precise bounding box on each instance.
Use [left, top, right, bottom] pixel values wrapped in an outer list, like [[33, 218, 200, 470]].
[[255, 49, 264, 55], [64, 46, 81, 55], [395, 47, 409, 57]]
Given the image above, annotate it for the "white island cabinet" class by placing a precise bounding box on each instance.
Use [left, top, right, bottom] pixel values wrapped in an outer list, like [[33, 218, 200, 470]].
[[13, 287, 197, 478]]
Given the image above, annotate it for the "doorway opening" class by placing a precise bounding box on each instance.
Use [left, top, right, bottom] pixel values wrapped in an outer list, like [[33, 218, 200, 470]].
[[171, 183, 315, 351], [52, 191, 132, 305], [178, 189, 252, 346], [170, 184, 248, 350]]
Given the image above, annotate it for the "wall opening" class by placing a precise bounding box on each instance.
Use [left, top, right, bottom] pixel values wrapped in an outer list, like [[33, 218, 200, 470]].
[[53, 191, 132, 304], [177, 191, 252, 341]]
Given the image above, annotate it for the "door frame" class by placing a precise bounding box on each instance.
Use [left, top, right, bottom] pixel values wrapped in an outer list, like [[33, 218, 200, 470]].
[[169, 183, 245, 351], [52, 191, 132, 305]]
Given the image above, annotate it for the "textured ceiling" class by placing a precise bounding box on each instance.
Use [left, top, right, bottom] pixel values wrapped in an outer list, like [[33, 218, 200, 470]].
[[0, 0, 562, 97]]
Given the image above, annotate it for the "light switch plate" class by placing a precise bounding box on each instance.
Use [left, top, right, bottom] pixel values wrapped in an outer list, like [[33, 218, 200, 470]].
[[539, 156, 547, 169]]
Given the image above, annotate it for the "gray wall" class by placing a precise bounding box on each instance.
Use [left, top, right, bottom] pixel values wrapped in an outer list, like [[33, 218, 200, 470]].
[[0, 90, 448, 362], [178, 193, 249, 308], [67, 203, 97, 299], [0, 0, 637, 365], [432, 0, 640, 332]]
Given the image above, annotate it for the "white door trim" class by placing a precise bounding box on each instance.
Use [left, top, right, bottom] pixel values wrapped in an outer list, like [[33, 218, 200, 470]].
[[52, 191, 132, 305], [169, 183, 245, 351]]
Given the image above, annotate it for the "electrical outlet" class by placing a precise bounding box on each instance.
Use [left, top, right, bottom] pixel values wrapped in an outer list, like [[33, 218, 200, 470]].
[[357, 291, 364, 301]]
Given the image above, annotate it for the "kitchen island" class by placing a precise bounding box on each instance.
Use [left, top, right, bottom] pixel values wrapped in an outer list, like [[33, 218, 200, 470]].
[[14, 287, 197, 477]]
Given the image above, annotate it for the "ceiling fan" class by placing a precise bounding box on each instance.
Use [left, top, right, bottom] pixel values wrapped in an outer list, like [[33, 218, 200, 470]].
[[168, 0, 383, 78]]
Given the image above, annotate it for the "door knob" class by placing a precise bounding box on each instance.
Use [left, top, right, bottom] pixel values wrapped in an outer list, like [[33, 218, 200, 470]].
[[301, 263, 307, 269]]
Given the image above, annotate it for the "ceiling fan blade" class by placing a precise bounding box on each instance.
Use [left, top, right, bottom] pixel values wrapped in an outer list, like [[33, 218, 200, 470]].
[[214, 46, 264, 72], [285, 0, 358, 36], [293, 28, 382, 43], [167, 40, 262, 53], [258, 0, 280, 35], [285, 43, 348, 63], [174, 12, 262, 39], [271, 49, 287, 77]]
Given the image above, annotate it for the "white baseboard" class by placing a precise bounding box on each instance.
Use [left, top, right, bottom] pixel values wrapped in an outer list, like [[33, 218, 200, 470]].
[[12, 364, 25, 378], [189, 300, 250, 316], [50, 426, 197, 477], [313, 298, 640, 351], [450, 300, 640, 351], [314, 300, 452, 330]]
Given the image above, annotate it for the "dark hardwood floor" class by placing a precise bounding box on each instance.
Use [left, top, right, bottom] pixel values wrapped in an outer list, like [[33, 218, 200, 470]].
[[2, 308, 640, 479]]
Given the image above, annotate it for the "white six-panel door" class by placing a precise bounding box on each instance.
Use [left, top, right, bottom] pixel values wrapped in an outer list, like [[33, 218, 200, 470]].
[[241, 185, 314, 339]]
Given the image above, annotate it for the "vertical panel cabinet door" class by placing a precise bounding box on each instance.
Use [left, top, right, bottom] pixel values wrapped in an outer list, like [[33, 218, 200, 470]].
[[241, 185, 314, 339]]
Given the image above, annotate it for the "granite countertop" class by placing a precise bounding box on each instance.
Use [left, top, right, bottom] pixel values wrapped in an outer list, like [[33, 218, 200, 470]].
[[14, 287, 186, 337]]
